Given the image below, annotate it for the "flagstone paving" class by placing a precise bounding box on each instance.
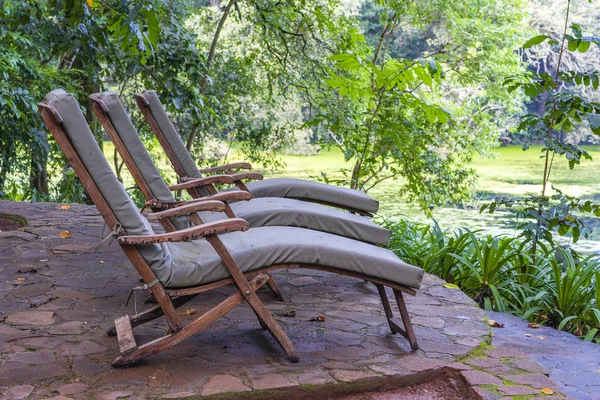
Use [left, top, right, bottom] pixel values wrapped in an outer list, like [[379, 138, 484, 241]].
[[486, 310, 600, 400], [0, 200, 569, 399]]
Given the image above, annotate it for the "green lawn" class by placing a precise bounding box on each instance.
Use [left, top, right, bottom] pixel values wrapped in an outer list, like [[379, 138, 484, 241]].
[[105, 142, 600, 252]]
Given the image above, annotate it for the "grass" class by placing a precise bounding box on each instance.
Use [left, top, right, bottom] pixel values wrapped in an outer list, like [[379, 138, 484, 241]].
[[104, 142, 600, 252]]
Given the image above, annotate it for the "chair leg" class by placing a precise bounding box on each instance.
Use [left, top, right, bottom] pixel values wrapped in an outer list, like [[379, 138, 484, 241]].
[[393, 289, 418, 350], [112, 274, 270, 367], [375, 284, 396, 334], [266, 275, 285, 301], [241, 287, 298, 362], [208, 235, 298, 363], [376, 284, 419, 351]]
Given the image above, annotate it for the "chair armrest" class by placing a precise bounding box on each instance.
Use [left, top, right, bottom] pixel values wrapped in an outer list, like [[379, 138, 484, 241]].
[[200, 162, 252, 174], [146, 200, 226, 222], [230, 172, 264, 181], [118, 218, 250, 245], [199, 191, 254, 202], [152, 191, 253, 209], [169, 175, 235, 191]]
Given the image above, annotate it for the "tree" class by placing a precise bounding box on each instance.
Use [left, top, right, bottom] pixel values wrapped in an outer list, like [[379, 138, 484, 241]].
[[307, 0, 528, 212], [482, 0, 600, 250], [0, 0, 206, 202]]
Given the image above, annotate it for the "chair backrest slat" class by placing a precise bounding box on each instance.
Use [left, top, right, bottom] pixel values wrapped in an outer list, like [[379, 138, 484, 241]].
[[139, 91, 201, 179], [42, 90, 173, 284], [136, 91, 210, 197], [92, 91, 192, 231]]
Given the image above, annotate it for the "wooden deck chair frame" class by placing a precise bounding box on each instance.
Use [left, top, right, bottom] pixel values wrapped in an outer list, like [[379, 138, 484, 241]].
[[134, 94, 374, 217], [39, 101, 418, 368], [89, 94, 284, 302]]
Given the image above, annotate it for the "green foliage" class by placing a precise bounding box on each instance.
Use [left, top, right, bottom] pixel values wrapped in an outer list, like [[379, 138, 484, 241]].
[[384, 218, 600, 343], [0, 0, 176, 202], [307, 0, 527, 213], [534, 248, 600, 336], [481, 188, 600, 247], [483, 2, 600, 250], [450, 234, 520, 312]]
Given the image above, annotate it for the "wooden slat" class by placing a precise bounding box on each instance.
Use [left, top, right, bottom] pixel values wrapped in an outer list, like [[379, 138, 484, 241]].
[[168, 175, 235, 191], [112, 273, 270, 367], [146, 200, 226, 221], [393, 289, 419, 350], [118, 218, 250, 245], [200, 162, 252, 174], [388, 317, 407, 337], [229, 172, 264, 181], [115, 316, 137, 355]]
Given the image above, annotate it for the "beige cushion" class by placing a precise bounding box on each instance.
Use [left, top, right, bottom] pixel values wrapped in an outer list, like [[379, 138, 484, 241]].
[[198, 198, 390, 246], [241, 178, 379, 215], [165, 227, 423, 289], [141, 90, 379, 214], [44, 90, 421, 292], [98, 91, 191, 230], [140, 90, 209, 196], [44, 90, 173, 281], [101, 91, 388, 244]]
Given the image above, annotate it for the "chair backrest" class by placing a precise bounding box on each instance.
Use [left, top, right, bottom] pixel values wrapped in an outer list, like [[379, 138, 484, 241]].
[[93, 91, 192, 231], [42, 89, 173, 282], [138, 91, 204, 181]]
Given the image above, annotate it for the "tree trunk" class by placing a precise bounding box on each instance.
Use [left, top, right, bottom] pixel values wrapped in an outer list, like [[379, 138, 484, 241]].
[[186, 0, 235, 152], [29, 129, 49, 198], [350, 161, 361, 190]]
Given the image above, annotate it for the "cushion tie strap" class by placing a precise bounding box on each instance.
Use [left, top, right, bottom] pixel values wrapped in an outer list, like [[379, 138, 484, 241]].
[[124, 279, 161, 312], [93, 223, 124, 253]]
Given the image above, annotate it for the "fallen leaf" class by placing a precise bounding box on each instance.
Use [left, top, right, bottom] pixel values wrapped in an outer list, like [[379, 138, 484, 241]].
[[540, 314, 548, 320], [536, 335, 546, 340], [184, 308, 196, 315], [528, 323, 540, 329], [488, 319, 504, 328], [310, 316, 326, 322], [59, 205, 71, 210], [442, 283, 460, 289], [16, 277, 25, 281], [59, 230, 72, 239], [99, 261, 105, 264], [540, 388, 554, 395]]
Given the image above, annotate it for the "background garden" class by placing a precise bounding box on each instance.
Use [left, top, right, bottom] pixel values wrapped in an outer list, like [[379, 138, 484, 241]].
[[1, 0, 599, 342]]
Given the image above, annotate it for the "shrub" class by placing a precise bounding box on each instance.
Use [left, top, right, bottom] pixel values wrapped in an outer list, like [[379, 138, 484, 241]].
[[381, 218, 600, 343]]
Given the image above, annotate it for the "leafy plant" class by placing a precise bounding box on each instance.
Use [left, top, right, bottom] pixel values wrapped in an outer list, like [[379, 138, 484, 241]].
[[450, 234, 520, 312], [530, 248, 600, 337], [481, 0, 600, 250], [385, 217, 600, 342]]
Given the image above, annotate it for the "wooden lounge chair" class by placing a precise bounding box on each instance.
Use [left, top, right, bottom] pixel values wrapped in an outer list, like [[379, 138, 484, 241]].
[[39, 89, 423, 367], [90, 91, 391, 246], [134, 90, 380, 217]]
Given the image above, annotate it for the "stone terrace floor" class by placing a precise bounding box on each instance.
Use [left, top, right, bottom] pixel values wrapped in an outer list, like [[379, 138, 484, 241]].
[[0, 201, 569, 399]]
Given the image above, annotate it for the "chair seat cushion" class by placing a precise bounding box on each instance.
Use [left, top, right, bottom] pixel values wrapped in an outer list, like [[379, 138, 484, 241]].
[[226, 178, 379, 215], [197, 197, 391, 246], [162, 226, 423, 289]]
